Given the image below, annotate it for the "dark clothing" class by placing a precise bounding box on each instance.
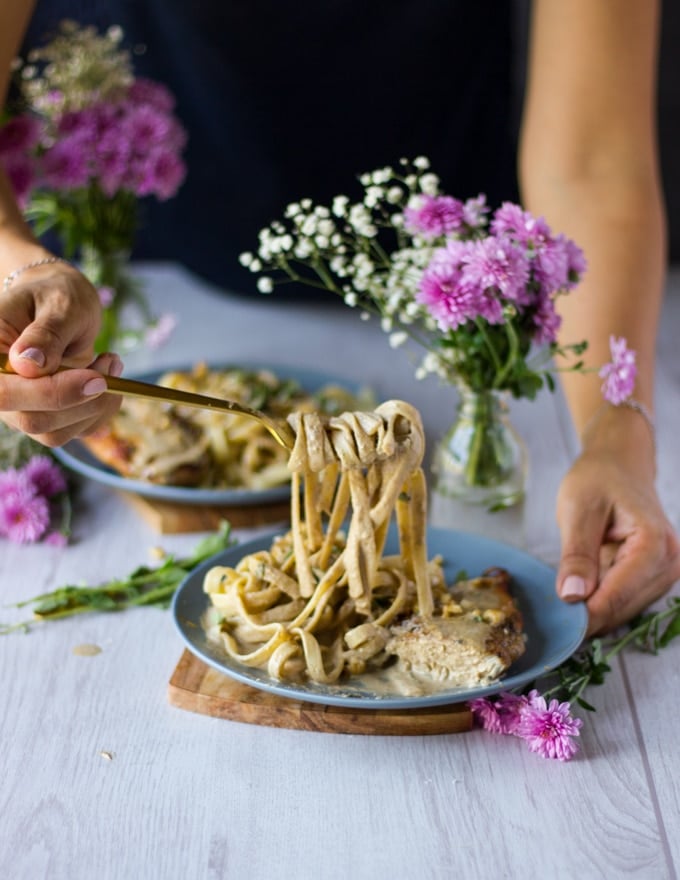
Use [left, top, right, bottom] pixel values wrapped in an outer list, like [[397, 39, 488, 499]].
[[25, 1, 522, 295]]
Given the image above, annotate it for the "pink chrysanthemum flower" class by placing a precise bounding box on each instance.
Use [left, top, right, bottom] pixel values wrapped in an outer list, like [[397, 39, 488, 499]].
[[515, 690, 583, 761], [469, 697, 504, 733], [134, 149, 187, 200], [493, 692, 531, 734], [471, 692, 531, 735], [97, 286, 115, 307], [419, 241, 480, 329], [404, 194, 464, 239], [599, 335, 637, 405], [532, 293, 562, 345], [0, 467, 26, 495], [128, 78, 176, 113], [532, 238, 570, 294], [0, 485, 50, 543], [419, 240, 507, 329], [1, 153, 35, 208], [23, 455, 67, 497], [145, 312, 177, 349], [41, 137, 91, 189], [491, 202, 551, 249], [123, 104, 175, 153], [461, 236, 531, 305], [564, 237, 588, 285], [57, 107, 99, 140]]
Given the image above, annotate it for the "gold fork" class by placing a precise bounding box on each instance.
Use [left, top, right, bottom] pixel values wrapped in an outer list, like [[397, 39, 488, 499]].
[[0, 353, 296, 451]]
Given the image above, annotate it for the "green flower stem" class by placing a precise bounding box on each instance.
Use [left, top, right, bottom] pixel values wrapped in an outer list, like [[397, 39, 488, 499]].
[[461, 392, 496, 487], [493, 319, 520, 389], [473, 317, 503, 376]]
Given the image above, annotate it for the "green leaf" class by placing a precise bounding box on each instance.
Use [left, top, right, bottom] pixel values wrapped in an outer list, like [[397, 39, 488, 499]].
[[659, 611, 680, 648]]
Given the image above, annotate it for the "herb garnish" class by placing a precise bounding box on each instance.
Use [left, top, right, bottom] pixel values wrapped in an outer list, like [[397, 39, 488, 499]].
[[1, 520, 235, 634], [533, 596, 680, 711]]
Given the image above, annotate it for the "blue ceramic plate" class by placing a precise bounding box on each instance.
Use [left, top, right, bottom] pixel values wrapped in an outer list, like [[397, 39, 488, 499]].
[[53, 362, 366, 506], [172, 526, 588, 709]]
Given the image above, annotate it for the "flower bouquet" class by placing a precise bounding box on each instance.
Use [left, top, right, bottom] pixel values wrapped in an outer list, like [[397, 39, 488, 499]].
[[241, 157, 589, 507], [0, 20, 187, 352]]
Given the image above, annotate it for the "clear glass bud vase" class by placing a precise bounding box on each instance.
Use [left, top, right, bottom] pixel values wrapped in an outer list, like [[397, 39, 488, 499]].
[[432, 385, 528, 510]]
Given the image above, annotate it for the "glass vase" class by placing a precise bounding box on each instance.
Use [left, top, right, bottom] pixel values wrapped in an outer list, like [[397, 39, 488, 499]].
[[432, 385, 528, 510], [80, 243, 152, 354]]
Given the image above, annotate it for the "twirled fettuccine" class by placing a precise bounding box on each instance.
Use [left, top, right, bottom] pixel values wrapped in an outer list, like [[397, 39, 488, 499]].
[[204, 400, 447, 684]]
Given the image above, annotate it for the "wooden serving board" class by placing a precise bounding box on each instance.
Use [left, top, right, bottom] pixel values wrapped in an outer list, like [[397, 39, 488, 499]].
[[168, 650, 473, 736], [120, 491, 291, 533]]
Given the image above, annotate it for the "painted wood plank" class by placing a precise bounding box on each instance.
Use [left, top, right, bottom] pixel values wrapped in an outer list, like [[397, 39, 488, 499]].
[[1, 263, 679, 879]]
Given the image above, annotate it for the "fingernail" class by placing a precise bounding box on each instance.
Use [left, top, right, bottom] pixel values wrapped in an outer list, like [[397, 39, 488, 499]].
[[560, 575, 586, 599], [109, 357, 124, 378], [19, 348, 46, 367], [82, 377, 107, 396]]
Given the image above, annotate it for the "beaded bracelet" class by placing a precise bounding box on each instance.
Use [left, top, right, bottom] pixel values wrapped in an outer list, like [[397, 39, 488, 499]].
[[3, 257, 71, 292]]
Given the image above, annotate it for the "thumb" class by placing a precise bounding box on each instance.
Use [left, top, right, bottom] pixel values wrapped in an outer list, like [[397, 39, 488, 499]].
[[8, 318, 95, 378], [556, 500, 609, 603]]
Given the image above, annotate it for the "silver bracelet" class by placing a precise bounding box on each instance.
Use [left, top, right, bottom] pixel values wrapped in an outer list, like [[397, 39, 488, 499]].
[[3, 257, 71, 292], [617, 398, 656, 444]]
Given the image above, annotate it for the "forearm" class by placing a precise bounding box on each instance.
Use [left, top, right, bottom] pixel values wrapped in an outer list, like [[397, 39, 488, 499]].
[[0, 170, 49, 278], [519, 0, 664, 437], [0, 0, 47, 276]]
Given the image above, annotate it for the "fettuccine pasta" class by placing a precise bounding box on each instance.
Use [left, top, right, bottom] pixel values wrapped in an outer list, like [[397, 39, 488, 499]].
[[203, 400, 446, 683]]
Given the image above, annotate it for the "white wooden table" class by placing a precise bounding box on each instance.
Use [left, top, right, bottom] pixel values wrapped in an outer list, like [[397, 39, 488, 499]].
[[1, 263, 679, 880]]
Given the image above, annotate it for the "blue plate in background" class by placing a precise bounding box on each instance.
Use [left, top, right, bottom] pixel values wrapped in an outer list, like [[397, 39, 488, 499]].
[[53, 362, 365, 507]]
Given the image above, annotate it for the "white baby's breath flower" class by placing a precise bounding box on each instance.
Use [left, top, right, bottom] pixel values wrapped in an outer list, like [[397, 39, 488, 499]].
[[294, 241, 314, 259], [315, 235, 329, 248], [257, 277, 274, 293], [332, 195, 349, 217], [420, 173, 440, 195], [317, 219, 335, 236], [344, 292, 358, 307], [300, 198, 312, 210], [239, 252, 254, 267], [360, 311, 371, 321], [300, 217, 318, 237], [389, 331, 408, 349], [249, 258, 262, 271], [371, 167, 393, 184], [363, 185, 384, 208], [381, 316, 393, 333], [386, 186, 403, 204], [413, 156, 431, 170], [359, 173, 372, 186], [285, 202, 301, 218]]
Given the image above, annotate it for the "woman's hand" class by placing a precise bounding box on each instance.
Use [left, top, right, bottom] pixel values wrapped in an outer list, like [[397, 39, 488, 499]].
[[0, 261, 123, 445], [555, 404, 680, 636]]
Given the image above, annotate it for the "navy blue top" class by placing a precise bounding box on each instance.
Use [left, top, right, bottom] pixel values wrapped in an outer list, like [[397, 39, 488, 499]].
[[24, 1, 521, 296]]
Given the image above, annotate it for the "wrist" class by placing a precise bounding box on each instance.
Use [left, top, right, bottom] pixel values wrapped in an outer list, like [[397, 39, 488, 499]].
[[0, 228, 54, 281], [581, 401, 657, 480]]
